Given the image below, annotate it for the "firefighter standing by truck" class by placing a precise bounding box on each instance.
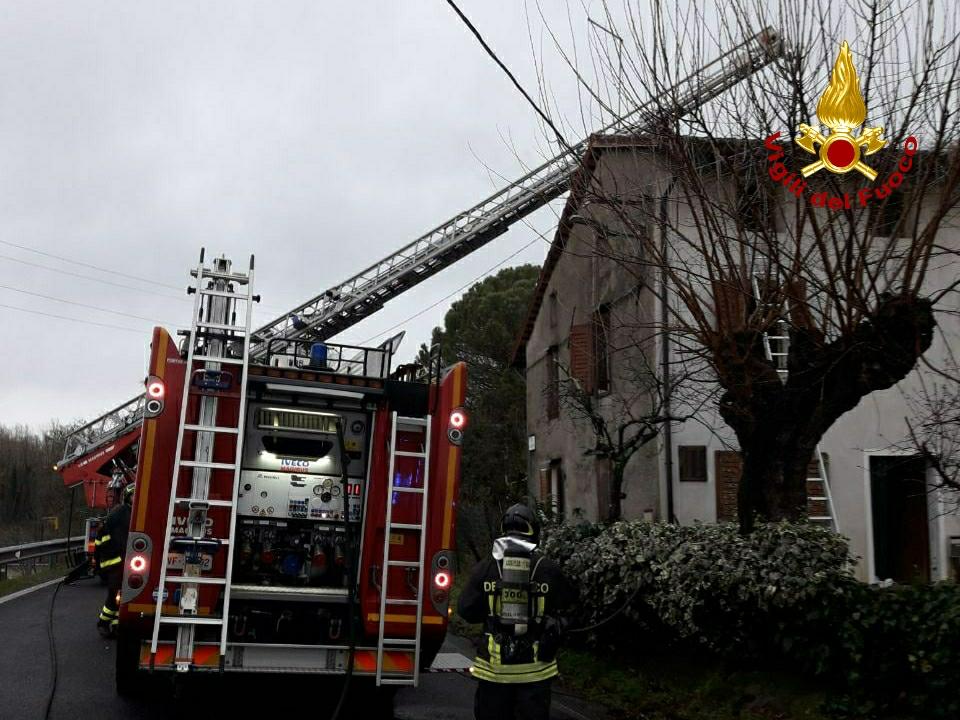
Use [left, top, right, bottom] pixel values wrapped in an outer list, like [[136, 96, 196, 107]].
[[457, 504, 574, 720], [94, 483, 133, 637]]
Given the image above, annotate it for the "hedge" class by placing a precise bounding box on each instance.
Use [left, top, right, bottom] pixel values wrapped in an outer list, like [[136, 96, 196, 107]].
[[541, 519, 960, 718]]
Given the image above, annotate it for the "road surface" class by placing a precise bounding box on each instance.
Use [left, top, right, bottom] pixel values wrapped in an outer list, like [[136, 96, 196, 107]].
[[0, 578, 603, 720]]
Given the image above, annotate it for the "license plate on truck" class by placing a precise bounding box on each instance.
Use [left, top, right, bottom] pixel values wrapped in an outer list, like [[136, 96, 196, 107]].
[[166, 553, 213, 571]]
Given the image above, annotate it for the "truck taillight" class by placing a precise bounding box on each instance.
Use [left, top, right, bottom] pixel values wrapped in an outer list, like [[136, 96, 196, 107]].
[[448, 408, 467, 445], [430, 551, 455, 616], [129, 554, 147, 573], [144, 375, 165, 418]]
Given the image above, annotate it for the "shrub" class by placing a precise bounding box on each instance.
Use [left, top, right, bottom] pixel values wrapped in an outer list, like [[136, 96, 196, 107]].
[[541, 519, 960, 718]]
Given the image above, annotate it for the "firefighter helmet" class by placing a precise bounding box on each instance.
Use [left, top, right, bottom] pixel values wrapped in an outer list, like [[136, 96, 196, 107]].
[[501, 503, 540, 543]]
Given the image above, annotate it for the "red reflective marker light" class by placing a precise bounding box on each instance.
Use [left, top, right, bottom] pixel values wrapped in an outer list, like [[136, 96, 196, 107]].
[[449, 410, 467, 430], [434, 571, 451, 589], [146, 381, 165, 399], [129, 554, 147, 573]]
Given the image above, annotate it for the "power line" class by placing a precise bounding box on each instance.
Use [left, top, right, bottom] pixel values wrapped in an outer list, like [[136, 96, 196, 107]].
[[0, 239, 184, 290], [0, 248, 294, 317], [0, 283, 184, 327], [0, 302, 148, 334], [0, 253, 190, 302], [444, 0, 575, 156]]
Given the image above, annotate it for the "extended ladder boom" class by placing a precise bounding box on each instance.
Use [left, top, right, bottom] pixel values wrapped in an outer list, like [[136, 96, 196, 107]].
[[59, 26, 783, 474], [250, 27, 783, 358]]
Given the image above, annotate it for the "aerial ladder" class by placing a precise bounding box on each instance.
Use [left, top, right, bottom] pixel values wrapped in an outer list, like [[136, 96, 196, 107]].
[[57, 27, 785, 491]]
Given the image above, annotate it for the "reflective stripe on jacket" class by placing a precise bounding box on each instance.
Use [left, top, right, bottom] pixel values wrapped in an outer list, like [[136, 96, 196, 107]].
[[94, 503, 131, 570]]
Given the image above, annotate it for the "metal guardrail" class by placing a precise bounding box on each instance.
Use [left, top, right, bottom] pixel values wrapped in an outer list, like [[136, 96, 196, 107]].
[[0, 536, 85, 580]]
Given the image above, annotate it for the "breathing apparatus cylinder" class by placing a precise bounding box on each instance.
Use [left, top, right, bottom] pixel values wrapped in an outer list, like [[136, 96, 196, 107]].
[[499, 548, 532, 636]]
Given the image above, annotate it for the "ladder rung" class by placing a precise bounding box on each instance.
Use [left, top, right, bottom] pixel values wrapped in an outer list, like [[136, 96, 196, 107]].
[[193, 269, 249, 284], [183, 424, 240, 434], [809, 516, 832, 521], [808, 496, 828, 501], [389, 523, 423, 531], [180, 460, 236, 470], [382, 638, 417, 646], [196, 321, 247, 332], [387, 560, 420, 568], [394, 451, 427, 458], [158, 616, 223, 626], [163, 576, 226, 585], [192, 355, 245, 365], [174, 497, 234, 507], [395, 417, 428, 427], [390, 486, 424, 494], [199, 288, 251, 299], [385, 598, 419, 606], [378, 678, 416, 685]]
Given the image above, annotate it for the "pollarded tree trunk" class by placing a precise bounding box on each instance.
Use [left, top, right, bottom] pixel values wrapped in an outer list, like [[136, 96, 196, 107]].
[[719, 292, 936, 533]]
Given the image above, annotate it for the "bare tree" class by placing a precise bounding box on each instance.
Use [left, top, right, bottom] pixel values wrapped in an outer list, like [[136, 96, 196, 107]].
[[904, 376, 960, 511], [553, 331, 714, 521], [531, 0, 960, 530]]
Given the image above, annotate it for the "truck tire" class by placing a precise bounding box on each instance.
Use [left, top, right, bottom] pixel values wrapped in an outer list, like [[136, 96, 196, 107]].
[[115, 626, 143, 697]]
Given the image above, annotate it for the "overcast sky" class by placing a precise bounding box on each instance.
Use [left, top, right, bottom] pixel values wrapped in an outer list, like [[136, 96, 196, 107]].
[[0, 1, 609, 429]]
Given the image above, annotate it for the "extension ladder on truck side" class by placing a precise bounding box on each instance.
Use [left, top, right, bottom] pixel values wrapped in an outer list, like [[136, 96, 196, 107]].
[[376, 412, 432, 686], [150, 251, 257, 670]]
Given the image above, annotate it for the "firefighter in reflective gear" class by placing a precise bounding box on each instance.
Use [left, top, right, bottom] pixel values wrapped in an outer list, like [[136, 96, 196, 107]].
[[94, 483, 133, 637], [457, 504, 574, 720]]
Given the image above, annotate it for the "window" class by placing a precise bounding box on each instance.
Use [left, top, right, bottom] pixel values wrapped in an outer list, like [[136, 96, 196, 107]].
[[546, 346, 559, 420], [678, 446, 708, 482], [548, 291, 558, 328], [569, 326, 594, 394], [539, 460, 565, 516], [593, 305, 611, 393]]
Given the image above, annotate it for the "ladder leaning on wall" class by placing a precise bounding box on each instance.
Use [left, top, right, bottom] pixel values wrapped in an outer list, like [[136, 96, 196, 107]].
[[751, 276, 839, 533]]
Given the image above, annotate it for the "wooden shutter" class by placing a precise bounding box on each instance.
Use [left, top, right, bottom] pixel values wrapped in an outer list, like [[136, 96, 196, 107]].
[[711, 279, 746, 333], [569, 324, 594, 393], [539, 467, 551, 501], [714, 450, 742, 522]]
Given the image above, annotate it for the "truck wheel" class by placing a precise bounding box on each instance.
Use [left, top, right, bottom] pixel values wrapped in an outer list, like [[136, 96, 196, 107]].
[[115, 626, 144, 697]]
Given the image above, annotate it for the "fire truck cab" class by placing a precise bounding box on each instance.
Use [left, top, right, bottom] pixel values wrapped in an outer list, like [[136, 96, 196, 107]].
[[115, 254, 465, 701]]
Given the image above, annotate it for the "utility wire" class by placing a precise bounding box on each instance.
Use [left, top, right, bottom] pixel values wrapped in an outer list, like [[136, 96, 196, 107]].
[[0, 283, 184, 327], [0, 302, 147, 334], [0, 239, 183, 291], [444, 0, 576, 156], [0, 248, 293, 316], [0, 253, 189, 302]]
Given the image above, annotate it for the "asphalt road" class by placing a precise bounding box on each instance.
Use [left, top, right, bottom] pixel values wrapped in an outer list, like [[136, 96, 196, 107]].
[[0, 579, 603, 720]]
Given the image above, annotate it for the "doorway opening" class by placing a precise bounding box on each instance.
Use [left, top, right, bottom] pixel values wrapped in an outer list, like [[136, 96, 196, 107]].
[[869, 454, 930, 583]]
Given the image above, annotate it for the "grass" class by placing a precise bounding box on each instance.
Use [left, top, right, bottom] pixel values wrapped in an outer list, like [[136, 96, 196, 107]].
[[555, 645, 831, 720], [0, 565, 66, 598]]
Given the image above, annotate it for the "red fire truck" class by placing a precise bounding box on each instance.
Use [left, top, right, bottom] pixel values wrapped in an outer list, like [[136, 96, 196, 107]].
[[114, 252, 465, 700]]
